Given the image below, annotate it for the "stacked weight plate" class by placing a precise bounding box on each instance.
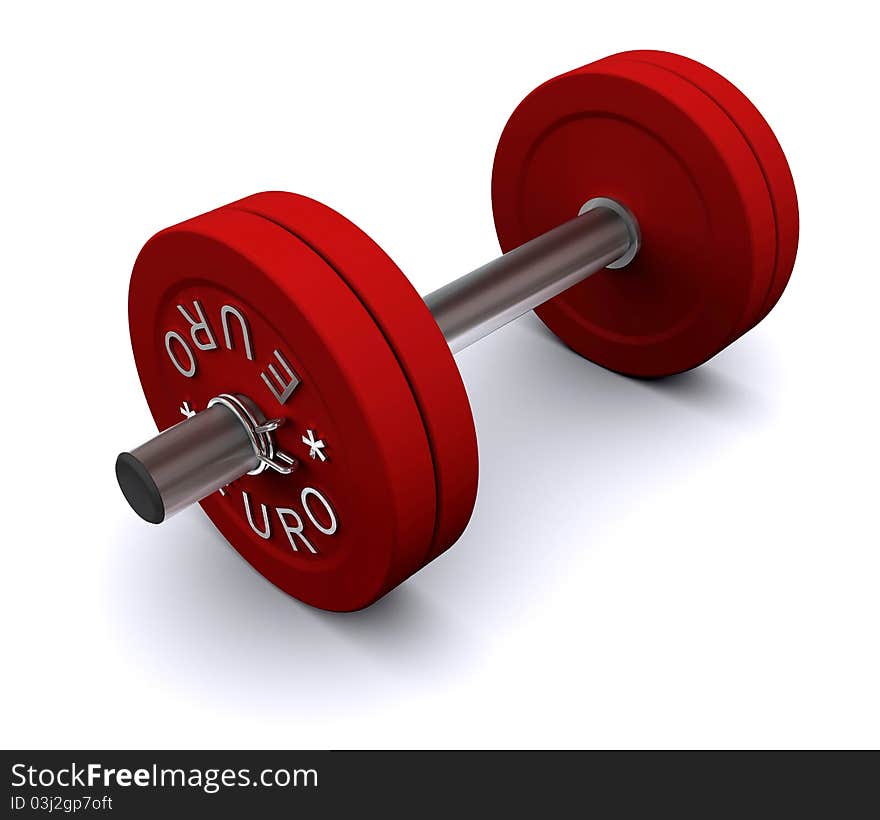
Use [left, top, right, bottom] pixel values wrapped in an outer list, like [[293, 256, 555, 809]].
[[129, 198, 478, 612], [492, 50, 798, 377]]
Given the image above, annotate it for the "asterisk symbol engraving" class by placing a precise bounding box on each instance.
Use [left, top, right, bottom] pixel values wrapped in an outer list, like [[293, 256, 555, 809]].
[[180, 401, 196, 418], [302, 429, 327, 462]]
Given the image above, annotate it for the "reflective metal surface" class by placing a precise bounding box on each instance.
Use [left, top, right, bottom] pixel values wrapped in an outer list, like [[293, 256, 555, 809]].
[[425, 201, 638, 352]]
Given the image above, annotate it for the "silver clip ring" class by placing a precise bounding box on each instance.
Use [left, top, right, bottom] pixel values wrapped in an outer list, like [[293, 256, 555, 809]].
[[207, 394, 296, 476]]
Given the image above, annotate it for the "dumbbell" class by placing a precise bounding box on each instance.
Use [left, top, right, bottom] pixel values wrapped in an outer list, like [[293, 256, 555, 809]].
[[116, 50, 798, 611]]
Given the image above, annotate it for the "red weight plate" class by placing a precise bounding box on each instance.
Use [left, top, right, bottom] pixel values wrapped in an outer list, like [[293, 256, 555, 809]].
[[606, 50, 798, 330], [229, 191, 478, 563], [129, 207, 436, 611], [492, 57, 776, 377]]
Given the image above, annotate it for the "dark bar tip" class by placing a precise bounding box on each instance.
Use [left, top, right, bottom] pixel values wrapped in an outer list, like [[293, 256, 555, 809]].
[[115, 452, 165, 524]]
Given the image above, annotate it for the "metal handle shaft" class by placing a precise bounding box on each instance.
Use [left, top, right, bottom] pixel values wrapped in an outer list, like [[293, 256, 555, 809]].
[[424, 199, 639, 352], [116, 402, 260, 524]]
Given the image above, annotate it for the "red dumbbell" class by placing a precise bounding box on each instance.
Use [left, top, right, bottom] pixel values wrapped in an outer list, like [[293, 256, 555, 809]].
[[116, 51, 798, 611]]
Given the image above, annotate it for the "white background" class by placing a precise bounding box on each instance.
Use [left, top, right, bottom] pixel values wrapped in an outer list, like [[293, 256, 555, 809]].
[[2, 1, 878, 750]]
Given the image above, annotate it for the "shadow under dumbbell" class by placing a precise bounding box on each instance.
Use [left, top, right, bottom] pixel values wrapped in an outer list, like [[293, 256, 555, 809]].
[[517, 312, 772, 414], [108, 312, 779, 713], [108, 509, 482, 714], [414, 313, 778, 607]]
